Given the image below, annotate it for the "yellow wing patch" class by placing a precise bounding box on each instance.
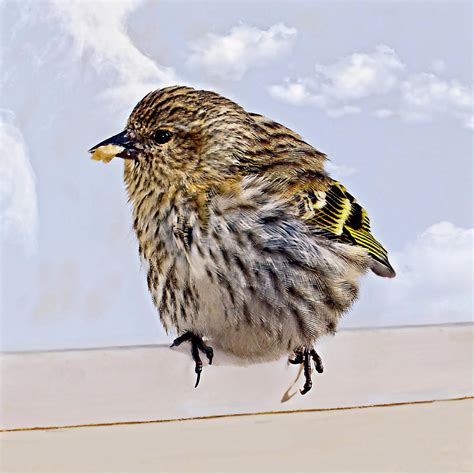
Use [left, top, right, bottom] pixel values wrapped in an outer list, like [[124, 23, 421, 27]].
[[297, 180, 394, 275]]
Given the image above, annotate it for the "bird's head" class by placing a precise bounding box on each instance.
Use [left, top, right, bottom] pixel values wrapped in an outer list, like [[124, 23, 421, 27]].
[[89, 86, 257, 190]]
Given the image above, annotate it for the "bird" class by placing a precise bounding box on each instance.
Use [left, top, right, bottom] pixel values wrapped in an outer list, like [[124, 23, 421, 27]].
[[89, 85, 395, 394]]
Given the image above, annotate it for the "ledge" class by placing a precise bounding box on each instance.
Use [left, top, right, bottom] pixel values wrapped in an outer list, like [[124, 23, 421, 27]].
[[1, 324, 472, 431]]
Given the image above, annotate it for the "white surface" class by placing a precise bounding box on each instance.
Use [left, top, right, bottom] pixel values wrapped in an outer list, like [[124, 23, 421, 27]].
[[1, 399, 472, 473], [1, 324, 472, 431]]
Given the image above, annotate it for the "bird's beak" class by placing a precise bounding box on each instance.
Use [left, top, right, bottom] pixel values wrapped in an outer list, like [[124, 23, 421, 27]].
[[88, 130, 138, 161]]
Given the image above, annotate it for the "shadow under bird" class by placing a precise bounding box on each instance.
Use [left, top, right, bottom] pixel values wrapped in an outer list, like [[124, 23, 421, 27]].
[[89, 86, 395, 395]]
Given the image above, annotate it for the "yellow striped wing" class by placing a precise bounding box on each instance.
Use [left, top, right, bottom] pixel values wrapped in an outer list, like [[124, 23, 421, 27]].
[[298, 180, 395, 277]]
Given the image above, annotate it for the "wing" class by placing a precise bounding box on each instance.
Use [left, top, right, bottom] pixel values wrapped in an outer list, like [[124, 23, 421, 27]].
[[246, 113, 395, 278], [296, 180, 396, 278]]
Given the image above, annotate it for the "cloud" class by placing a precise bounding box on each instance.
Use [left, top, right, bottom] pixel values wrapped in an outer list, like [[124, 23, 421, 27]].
[[49, 0, 179, 107], [326, 105, 361, 119], [187, 23, 297, 80], [350, 221, 474, 327], [270, 45, 473, 129], [400, 73, 474, 128], [313, 45, 404, 101], [269, 45, 404, 112], [325, 161, 356, 177], [0, 113, 38, 254], [268, 81, 317, 106], [373, 108, 395, 119], [465, 116, 474, 130]]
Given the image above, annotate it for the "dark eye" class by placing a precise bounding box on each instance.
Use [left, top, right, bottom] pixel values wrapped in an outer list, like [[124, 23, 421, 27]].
[[153, 130, 172, 144]]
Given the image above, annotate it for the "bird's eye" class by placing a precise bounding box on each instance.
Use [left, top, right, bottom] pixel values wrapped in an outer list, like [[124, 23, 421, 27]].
[[153, 130, 172, 144]]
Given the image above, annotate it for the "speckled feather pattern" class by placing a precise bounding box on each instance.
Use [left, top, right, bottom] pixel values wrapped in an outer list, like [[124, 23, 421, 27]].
[[121, 86, 389, 361]]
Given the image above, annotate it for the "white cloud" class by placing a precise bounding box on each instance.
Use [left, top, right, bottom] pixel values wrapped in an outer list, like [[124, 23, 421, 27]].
[[465, 116, 474, 130], [402, 73, 473, 110], [50, 0, 179, 107], [269, 82, 310, 106], [268, 81, 326, 107], [373, 108, 395, 119], [326, 105, 361, 119], [351, 222, 474, 327], [0, 114, 38, 254], [313, 45, 404, 101], [269, 45, 404, 117], [270, 45, 473, 129], [400, 73, 474, 128], [187, 23, 297, 80], [325, 161, 356, 177]]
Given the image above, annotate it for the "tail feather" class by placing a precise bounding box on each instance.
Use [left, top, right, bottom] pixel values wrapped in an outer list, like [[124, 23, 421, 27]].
[[370, 259, 396, 278]]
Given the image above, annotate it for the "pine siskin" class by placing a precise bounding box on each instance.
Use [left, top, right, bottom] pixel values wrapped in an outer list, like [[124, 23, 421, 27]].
[[89, 86, 395, 394]]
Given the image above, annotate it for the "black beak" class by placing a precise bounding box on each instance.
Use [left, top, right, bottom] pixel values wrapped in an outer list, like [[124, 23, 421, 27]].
[[88, 130, 138, 159]]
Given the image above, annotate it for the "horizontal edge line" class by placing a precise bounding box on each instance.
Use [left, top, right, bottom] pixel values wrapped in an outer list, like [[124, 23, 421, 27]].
[[1, 396, 472, 434], [2, 323, 472, 355]]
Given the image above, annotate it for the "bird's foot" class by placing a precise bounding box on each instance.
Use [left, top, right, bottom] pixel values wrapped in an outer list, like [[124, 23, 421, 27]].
[[170, 332, 214, 388], [289, 347, 324, 395]]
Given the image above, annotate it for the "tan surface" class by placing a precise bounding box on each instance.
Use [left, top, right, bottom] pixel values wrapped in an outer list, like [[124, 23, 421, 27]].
[[1, 325, 473, 430], [1, 398, 472, 473]]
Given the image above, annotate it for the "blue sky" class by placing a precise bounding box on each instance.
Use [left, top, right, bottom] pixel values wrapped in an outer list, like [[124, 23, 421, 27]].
[[1, 0, 473, 351]]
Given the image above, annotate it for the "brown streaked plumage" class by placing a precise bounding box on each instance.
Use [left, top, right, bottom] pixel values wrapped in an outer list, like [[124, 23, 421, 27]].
[[89, 85, 395, 394]]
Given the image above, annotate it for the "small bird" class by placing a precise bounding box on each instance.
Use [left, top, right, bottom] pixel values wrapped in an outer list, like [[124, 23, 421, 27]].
[[89, 86, 395, 394]]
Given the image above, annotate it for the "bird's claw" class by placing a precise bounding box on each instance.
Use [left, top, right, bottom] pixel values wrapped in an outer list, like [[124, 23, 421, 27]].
[[300, 377, 312, 395], [194, 360, 202, 388], [171, 332, 213, 388], [170, 331, 193, 348], [197, 341, 214, 365], [310, 348, 324, 374], [289, 347, 324, 395], [288, 352, 304, 365]]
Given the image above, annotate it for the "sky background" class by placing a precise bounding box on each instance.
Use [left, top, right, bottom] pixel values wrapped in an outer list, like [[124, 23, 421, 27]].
[[0, 0, 473, 351]]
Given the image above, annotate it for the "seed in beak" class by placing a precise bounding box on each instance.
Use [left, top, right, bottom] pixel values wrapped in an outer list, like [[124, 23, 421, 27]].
[[90, 144, 125, 164]]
